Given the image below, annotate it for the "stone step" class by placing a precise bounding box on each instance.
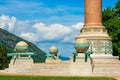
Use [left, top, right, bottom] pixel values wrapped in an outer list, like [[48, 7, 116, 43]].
[[31, 65, 69, 69], [93, 69, 120, 72], [91, 54, 119, 59], [26, 70, 69, 73], [29, 67, 69, 70], [93, 72, 120, 76], [92, 58, 120, 76], [33, 64, 69, 66], [94, 64, 120, 67], [93, 71, 120, 74], [32, 66, 68, 69], [27, 69, 69, 72], [93, 64, 120, 76], [93, 68, 120, 70], [93, 65, 120, 70], [26, 70, 69, 75], [93, 66, 120, 68], [93, 58, 120, 62], [24, 63, 70, 75]]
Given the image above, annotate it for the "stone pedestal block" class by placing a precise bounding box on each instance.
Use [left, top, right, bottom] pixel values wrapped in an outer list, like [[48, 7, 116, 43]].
[[70, 58, 93, 76], [5, 57, 33, 73]]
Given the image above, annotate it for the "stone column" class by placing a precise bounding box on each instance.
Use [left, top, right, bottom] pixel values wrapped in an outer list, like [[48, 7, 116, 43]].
[[84, 0, 102, 26], [76, 0, 112, 55]]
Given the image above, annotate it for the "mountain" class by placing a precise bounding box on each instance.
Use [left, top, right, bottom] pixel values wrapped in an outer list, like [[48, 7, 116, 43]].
[[0, 28, 46, 62]]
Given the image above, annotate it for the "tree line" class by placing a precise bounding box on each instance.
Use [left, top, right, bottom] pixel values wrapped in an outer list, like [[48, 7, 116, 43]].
[[102, 0, 120, 59]]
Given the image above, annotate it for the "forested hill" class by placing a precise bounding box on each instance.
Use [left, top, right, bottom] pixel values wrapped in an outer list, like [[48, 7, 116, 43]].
[[0, 28, 46, 62]]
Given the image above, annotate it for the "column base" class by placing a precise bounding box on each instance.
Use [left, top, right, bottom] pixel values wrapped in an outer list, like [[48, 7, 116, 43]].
[[76, 26, 112, 54]]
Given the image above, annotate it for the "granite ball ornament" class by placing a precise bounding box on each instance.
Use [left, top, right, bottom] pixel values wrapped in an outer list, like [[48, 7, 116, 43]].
[[74, 38, 89, 53], [49, 46, 58, 55], [15, 41, 28, 53]]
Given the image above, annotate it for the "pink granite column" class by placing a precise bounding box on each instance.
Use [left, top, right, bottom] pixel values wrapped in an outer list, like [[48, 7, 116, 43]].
[[84, 0, 102, 26]]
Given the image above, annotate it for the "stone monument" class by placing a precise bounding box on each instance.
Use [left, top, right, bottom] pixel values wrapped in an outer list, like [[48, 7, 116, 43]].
[[76, 0, 112, 55], [1, 0, 119, 76], [46, 46, 61, 63], [71, 38, 93, 76], [5, 41, 34, 73], [71, 0, 120, 76], [73, 38, 92, 62]]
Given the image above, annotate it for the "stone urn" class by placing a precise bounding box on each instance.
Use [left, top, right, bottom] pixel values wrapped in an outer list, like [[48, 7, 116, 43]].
[[49, 46, 58, 55], [15, 41, 28, 53], [74, 38, 89, 53]]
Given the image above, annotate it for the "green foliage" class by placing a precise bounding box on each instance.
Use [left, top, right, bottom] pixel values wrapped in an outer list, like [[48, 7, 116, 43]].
[[102, 0, 120, 56], [0, 76, 116, 80], [115, 0, 120, 17], [0, 45, 11, 70]]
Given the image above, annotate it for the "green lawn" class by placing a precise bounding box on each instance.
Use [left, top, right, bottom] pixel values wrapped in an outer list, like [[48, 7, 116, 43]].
[[0, 76, 116, 80]]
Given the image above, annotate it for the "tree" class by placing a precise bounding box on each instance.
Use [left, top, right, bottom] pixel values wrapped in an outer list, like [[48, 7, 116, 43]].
[[115, 0, 120, 18], [0, 45, 11, 70], [102, 0, 120, 59]]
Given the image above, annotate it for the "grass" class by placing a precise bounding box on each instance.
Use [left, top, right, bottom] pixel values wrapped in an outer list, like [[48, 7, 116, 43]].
[[0, 75, 116, 80]]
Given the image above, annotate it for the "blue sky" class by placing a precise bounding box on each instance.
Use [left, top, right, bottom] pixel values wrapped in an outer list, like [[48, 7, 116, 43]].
[[0, 0, 117, 25], [0, 0, 118, 56]]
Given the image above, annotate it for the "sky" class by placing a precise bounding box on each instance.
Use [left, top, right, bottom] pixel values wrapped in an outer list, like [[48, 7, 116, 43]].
[[0, 0, 118, 57]]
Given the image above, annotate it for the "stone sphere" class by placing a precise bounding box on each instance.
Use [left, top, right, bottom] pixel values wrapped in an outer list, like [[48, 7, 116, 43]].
[[16, 41, 28, 46], [75, 38, 88, 44], [49, 46, 58, 54], [75, 38, 89, 53], [15, 41, 28, 53]]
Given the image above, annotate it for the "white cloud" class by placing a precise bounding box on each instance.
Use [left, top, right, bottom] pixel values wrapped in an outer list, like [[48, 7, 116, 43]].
[[33, 22, 73, 40], [0, 15, 17, 32], [62, 22, 83, 42], [8, 17, 17, 31], [72, 22, 84, 30], [21, 33, 39, 42], [0, 15, 84, 43]]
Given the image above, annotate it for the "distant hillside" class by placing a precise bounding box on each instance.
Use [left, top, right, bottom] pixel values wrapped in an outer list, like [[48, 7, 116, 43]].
[[0, 28, 46, 62]]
